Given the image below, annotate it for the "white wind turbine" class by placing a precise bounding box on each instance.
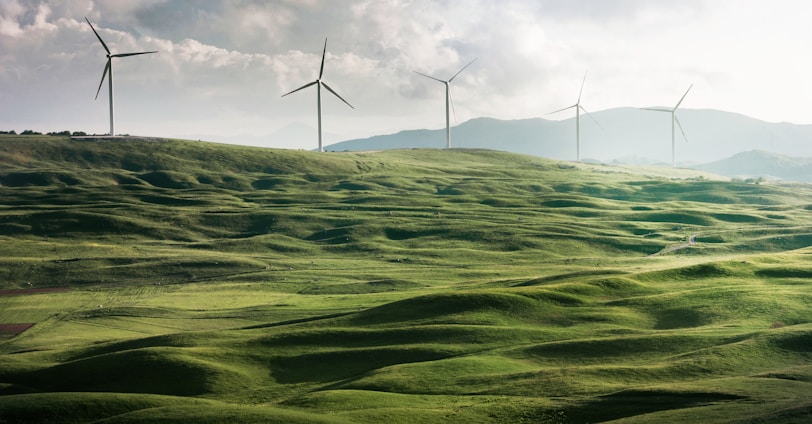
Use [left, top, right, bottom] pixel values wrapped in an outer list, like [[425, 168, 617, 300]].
[[547, 72, 600, 162], [281, 38, 354, 152], [643, 84, 693, 167], [85, 17, 157, 137], [414, 58, 477, 149]]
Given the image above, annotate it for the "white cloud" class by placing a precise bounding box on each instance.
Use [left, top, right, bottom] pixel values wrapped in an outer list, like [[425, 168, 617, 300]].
[[0, 0, 26, 37], [2, 0, 812, 148]]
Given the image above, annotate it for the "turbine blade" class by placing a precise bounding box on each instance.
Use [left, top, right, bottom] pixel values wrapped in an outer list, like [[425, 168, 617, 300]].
[[448, 58, 477, 82], [641, 107, 671, 112], [112, 51, 158, 58], [321, 81, 354, 109], [580, 105, 602, 128], [281, 80, 318, 97], [547, 104, 577, 115], [85, 17, 110, 55], [577, 71, 587, 103], [95, 59, 110, 100], [319, 38, 327, 80], [674, 83, 693, 109], [414, 70, 446, 83], [675, 114, 688, 142]]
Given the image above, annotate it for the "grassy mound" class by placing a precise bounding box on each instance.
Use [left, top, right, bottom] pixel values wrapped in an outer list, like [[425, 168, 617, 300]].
[[1, 135, 811, 422]]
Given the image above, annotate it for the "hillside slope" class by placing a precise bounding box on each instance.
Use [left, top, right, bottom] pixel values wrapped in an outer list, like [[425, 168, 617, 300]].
[[0, 135, 811, 423]]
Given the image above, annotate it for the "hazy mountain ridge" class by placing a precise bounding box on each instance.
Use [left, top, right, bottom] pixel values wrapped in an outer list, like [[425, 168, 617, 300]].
[[327, 108, 812, 168], [696, 150, 812, 182]]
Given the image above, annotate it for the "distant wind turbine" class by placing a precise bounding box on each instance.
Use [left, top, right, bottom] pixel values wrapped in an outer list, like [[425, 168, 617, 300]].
[[85, 17, 157, 137], [643, 84, 693, 167], [547, 72, 600, 162], [281, 38, 354, 152], [415, 58, 477, 149]]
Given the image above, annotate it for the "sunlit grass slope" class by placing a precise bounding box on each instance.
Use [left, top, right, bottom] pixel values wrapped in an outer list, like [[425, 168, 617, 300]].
[[0, 134, 810, 423]]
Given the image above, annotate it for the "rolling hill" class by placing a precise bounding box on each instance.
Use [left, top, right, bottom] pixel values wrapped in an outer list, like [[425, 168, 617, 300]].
[[0, 134, 811, 423]]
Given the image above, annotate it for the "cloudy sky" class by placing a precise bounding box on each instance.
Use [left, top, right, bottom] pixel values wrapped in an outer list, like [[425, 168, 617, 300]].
[[2, 0, 812, 149]]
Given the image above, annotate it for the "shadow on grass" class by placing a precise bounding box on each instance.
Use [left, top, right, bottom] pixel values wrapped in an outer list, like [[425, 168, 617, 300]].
[[269, 347, 455, 384], [565, 389, 746, 423]]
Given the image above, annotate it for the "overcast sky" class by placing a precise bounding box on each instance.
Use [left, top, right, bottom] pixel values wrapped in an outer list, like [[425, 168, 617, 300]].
[[2, 0, 812, 149]]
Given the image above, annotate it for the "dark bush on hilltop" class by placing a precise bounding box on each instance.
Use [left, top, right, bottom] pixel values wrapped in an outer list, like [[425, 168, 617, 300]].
[[21, 130, 42, 135], [0, 130, 16, 134], [47, 131, 72, 136]]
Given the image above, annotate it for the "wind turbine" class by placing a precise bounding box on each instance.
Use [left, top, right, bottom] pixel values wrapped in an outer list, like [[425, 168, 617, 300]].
[[85, 17, 157, 137], [643, 84, 693, 167], [414, 58, 477, 149], [547, 72, 600, 162], [281, 38, 353, 152]]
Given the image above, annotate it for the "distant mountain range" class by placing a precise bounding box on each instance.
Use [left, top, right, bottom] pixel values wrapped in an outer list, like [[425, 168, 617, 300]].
[[696, 150, 812, 182], [326, 108, 812, 172]]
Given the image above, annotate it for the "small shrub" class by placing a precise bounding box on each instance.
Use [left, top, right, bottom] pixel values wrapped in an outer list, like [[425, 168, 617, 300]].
[[771, 321, 785, 329]]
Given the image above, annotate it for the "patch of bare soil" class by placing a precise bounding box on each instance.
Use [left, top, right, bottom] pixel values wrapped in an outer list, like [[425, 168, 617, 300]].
[[0, 323, 34, 336]]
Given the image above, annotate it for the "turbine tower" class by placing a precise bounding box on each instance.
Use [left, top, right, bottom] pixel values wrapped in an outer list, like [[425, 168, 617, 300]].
[[643, 84, 693, 167], [547, 72, 600, 162], [85, 17, 157, 137], [415, 58, 477, 149], [281, 38, 354, 152]]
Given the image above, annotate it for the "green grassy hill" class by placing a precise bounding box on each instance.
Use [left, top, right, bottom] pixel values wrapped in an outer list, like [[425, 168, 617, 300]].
[[0, 135, 810, 423]]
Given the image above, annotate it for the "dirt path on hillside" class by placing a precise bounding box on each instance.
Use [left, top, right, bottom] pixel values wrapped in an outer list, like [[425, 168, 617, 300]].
[[649, 234, 697, 257]]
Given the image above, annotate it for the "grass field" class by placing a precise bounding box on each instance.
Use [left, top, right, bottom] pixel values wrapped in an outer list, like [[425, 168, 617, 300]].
[[0, 134, 810, 423]]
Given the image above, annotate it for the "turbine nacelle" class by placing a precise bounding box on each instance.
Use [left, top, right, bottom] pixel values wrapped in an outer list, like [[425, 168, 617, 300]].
[[546, 72, 599, 162], [414, 58, 477, 149], [642, 84, 693, 167], [281, 37, 353, 152], [86, 17, 156, 99], [85, 16, 156, 136]]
